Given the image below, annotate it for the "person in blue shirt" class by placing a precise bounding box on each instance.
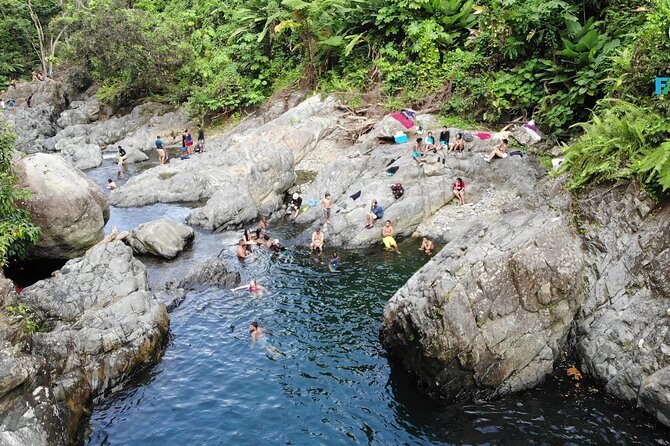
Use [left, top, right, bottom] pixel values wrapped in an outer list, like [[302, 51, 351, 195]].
[[155, 135, 167, 165], [365, 199, 384, 229]]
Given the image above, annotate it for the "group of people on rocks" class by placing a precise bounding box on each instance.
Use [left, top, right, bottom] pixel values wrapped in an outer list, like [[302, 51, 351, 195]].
[[105, 125, 206, 190]]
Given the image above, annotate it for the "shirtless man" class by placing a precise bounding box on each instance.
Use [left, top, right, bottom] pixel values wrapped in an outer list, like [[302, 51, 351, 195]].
[[321, 193, 333, 224], [310, 226, 325, 253], [237, 238, 249, 260], [381, 220, 401, 254], [249, 322, 263, 346], [420, 237, 434, 255]]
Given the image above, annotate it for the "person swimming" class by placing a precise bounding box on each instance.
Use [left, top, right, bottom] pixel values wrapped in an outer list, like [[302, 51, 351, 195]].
[[329, 252, 341, 272], [232, 280, 268, 296], [420, 236, 435, 255], [249, 321, 284, 359]]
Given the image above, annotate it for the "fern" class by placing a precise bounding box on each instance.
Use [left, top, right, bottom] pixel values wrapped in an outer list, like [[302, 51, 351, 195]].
[[562, 100, 670, 195]]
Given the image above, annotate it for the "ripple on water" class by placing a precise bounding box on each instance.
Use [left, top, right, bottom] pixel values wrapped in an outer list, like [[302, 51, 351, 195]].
[[84, 214, 669, 446]]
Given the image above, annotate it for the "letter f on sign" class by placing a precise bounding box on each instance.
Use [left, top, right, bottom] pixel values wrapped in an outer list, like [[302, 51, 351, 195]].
[[656, 77, 670, 95]]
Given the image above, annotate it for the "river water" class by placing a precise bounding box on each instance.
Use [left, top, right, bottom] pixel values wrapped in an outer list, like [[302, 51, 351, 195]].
[[82, 160, 668, 445]]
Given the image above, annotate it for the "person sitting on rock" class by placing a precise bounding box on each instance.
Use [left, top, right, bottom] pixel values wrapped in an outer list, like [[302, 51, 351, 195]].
[[425, 131, 437, 153], [365, 200, 384, 229], [453, 177, 466, 205], [487, 138, 509, 162], [449, 132, 465, 153], [286, 193, 303, 220], [381, 220, 401, 254], [310, 226, 325, 253], [420, 236, 434, 255], [411, 138, 426, 165], [107, 179, 117, 190], [439, 126, 450, 149]]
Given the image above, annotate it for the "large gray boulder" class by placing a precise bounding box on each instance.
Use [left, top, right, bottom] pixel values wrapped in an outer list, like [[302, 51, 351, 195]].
[[125, 218, 194, 259], [18, 241, 168, 443], [573, 185, 670, 427], [15, 153, 110, 259], [177, 258, 241, 290], [110, 95, 343, 231], [381, 209, 586, 399], [0, 241, 168, 444], [57, 140, 102, 170]]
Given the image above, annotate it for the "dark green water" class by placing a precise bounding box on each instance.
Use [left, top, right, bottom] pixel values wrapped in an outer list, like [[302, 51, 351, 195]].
[[82, 162, 668, 445]]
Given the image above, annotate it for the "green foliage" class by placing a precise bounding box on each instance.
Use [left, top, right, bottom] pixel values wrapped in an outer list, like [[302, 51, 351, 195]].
[[5, 302, 40, 334], [562, 100, 670, 193], [0, 121, 41, 267]]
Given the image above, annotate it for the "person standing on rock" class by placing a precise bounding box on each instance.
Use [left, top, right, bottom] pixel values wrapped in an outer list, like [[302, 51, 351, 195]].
[[321, 193, 332, 224], [117, 146, 127, 179], [184, 129, 194, 155], [453, 177, 466, 205], [366, 200, 384, 229], [197, 125, 205, 152], [155, 135, 167, 165], [420, 236, 434, 255], [381, 220, 401, 254], [310, 226, 325, 253]]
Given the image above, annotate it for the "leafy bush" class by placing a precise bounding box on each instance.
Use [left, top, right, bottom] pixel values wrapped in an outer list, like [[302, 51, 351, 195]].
[[562, 100, 670, 193], [0, 121, 41, 267]]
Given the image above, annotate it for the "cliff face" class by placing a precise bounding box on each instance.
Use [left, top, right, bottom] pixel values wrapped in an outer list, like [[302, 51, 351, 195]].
[[573, 185, 670, 427], [382, 180, 670, 427]]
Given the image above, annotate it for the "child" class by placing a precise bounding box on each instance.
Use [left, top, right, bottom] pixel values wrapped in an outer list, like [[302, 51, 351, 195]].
[[425, 131, 437, 153], [321, 193, 332, 224]]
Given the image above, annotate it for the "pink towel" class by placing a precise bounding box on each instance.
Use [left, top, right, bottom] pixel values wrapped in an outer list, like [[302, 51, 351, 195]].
[[390, 112, 415, 129], [474, 132, 492, 140]]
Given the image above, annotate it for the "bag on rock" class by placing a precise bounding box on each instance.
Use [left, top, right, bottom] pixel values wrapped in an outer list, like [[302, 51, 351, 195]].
[[390, 183, 404, 199]]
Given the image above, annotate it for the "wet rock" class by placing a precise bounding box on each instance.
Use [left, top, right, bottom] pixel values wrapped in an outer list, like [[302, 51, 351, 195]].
[[125, 218, 194, 259], [177, 258, 241, 290], [381, 210, 586, 399], [15, 153, 110, 259]]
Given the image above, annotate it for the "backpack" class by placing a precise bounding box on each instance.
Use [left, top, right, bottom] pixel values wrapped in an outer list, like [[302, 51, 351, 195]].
[[391, 183, 404, 199]]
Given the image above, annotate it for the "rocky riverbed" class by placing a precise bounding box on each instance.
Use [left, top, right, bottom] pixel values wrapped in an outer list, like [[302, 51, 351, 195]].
[[1, 79, 669, 443]]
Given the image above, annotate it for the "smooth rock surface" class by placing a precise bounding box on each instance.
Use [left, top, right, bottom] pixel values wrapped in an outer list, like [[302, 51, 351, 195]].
[[58, 141, 102, 170], [177, 258, 241, 290], [15, 153, 110, 259], [125, 218, 194, 259]]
